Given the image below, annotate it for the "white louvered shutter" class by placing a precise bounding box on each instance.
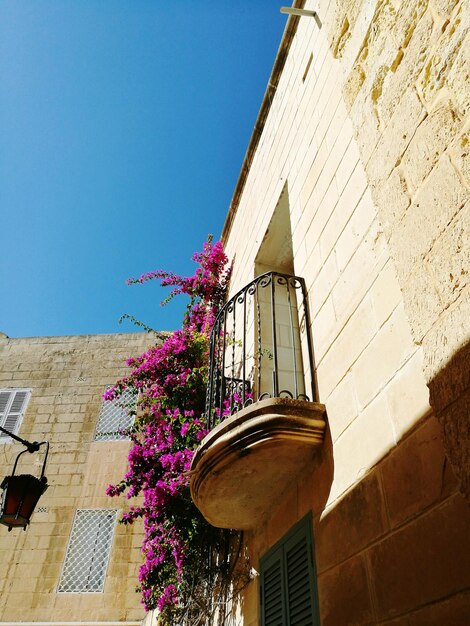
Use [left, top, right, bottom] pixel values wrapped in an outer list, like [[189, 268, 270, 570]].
[[58, 509, 117, 592], [0, 389, 30, 440]]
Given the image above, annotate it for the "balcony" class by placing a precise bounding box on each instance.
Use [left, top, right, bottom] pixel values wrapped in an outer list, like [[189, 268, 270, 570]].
[[190, 272, 326, 530]]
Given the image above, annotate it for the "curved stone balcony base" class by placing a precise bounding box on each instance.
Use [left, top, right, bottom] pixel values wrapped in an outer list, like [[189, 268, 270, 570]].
[[190, 397, 326, 530]]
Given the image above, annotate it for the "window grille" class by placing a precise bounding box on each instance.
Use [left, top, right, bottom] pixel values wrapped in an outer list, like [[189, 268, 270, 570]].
[[58, 509, 117, 593], [94, 388, 136, 441], [0, 388, 31, 441]]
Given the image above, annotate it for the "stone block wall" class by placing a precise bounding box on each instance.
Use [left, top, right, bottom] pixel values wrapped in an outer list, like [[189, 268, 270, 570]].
[[221, 1, 470, 623], [326, 0, 470, 495], [0, 332, 152, 625]]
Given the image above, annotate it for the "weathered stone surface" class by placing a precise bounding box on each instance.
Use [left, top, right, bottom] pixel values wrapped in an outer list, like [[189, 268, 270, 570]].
[[318, 554, 374, 626], [445, 31, 470, 116], [402, 100, 462, 192], [380, 416, 457, 527], [433, 379, 470, 495], [370, 166, 411, 233], [422, 284, 470, 382], [418, 0, 470, 107], [380, 11, 437, 126], [350, 91, 382, 164], [367, 89, 426, 185], [392, 0, 429, 49], [401, 257, 443, 343], [390, 156, 468, 281], [386, 348, 432, 441], [343, 60, 367, 110], [430, 0, 460, 18], [330, 0, 367, 59], [408, 589, 470, 625], [427, 202, 470, 309], [368, 493, 470, 620], [315, 472, 388, 573], [450, 128, 470, 184]]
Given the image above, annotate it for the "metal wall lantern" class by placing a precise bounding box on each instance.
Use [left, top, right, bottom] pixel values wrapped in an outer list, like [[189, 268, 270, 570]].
[[0, 426, 49, 531]]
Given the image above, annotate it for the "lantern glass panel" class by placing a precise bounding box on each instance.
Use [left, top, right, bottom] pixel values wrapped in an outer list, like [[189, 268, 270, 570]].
[[0, 474, 48, 529]]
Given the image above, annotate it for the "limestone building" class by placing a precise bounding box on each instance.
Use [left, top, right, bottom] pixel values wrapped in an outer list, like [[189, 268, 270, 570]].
[[190, 0, 470, 624], [2, 0, 469, 624], [0, 332, 151, 626]]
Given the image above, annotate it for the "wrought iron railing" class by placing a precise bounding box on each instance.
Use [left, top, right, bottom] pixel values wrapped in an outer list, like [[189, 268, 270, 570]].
[[205, 272, 317, 429]]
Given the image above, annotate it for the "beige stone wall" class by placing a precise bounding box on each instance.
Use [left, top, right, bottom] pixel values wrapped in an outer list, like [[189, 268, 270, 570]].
[[224, 0, 431, 517], [221, 1, 470, 623], [0, 332, 152, 625], [327, 0, 470, 494]]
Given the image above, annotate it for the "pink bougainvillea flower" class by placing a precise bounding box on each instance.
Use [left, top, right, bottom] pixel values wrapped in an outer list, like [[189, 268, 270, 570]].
[[105, 238, 233, 618]]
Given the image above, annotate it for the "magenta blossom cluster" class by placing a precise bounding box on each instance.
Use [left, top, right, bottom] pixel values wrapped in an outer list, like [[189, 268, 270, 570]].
[[105, 238, 231, 620], [127, 239, 230, 314]]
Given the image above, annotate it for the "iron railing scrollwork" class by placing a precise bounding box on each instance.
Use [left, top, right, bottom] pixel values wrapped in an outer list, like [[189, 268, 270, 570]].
[[205, 272, 316, 429]]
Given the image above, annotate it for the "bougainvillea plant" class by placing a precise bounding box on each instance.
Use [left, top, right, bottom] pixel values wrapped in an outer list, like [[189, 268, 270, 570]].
[[105, 238, 247, 625]]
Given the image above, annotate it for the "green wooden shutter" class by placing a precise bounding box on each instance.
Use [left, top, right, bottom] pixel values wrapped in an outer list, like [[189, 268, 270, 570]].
[[260, 515, 319, 626], [284, 524, 317, 625], [261, 544, 286, 626]]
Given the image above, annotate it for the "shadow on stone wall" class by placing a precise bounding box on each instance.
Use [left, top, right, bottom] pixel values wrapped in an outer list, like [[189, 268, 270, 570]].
[[427, 339, 470, 500], [314, 410, 470, 625]]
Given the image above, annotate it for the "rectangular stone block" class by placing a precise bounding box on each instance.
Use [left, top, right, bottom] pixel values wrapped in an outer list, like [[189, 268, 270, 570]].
[[368, 493, 470, 620], [367, 89, 426, 184], [450, 128, 470, 185], [427, 202, 470, 310], [335, 187, 375, 272], [418, 0, 469, 109], [320, 162, 368, 263], [422, 284, 470, 382], [386, 348, 431, 440], [317, 295, 377, 399], [317, 554, 374, 626], [370, 260, 403, 329], [330, 394, 396, 502], [332, 218, 388, 324], [325, 372, 358, 442], [380, 415, 457, 528], [311, 295, 337, 362], [408, 589, 470, 626], [315, 472, 388, 573], [402, 100, 462, 193], [380, 10, 436, 126], [401, 257, 444, 343], [352, 304, 416, 410]]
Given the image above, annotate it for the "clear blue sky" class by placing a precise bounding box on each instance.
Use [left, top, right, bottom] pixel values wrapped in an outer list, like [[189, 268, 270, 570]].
[[0, 1, 287, 337]]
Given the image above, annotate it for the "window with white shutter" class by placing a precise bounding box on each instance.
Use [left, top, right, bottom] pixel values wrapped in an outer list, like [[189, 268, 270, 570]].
[[0, 388, 31, 441], [260, 515, 320, 626], [58, 509, 117, 593], [94, 388, 136, 441]]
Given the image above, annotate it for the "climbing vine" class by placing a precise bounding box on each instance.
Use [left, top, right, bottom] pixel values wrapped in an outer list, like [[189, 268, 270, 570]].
[[106, 238, 248, 624]]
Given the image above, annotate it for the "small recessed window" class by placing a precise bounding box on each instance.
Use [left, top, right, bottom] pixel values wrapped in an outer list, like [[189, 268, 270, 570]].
[[0, 388, 31, 442], [303, 53, 313, 82], [58, 509, 117, 593], [94, 388, 136, 441]]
